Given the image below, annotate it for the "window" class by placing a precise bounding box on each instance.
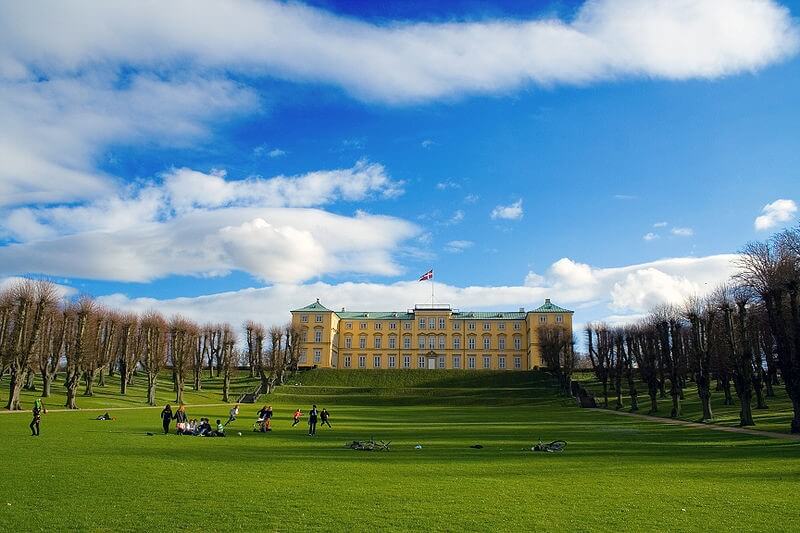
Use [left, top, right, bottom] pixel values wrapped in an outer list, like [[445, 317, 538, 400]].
[[358, 355, 366, 368], [514, 337, 522, 350], [453, 322, 461, 330], [389, 355, 396, 368], [453, 355, 461, 369], [403, 336, 411, 349], [514, 356, 521, 369], [389, 322, 397, 330], [359, 336, 366, 349], [468, 337, 476, 350], [301, 315, 308, 323], [373, 355, 381, 368], [453, 337, 461, 350], [417, 356, 425, 369], [388, 336, 397, 349], [314, 330, 322, 343], [468, 356, 476, 369], [313, 349, 321, 364], [539, 315, 547, 324], [468, 322, 476, 331], [428, 318, 435, 329], [300, 349, 307, 363], [438, 356, 446, 368], [498, 322, 505, 330], [499, 356, 506, 369], [344, 355, 352, 368], [403, 321, 412, 330], [346, 322, 352, 329], [302, 331, 308, 342], [374, 337, 382, 349], [375, 322, 382, 330], [483, 355, 491, 369], [315, 315, 323, 323], [403, 355, 411, 368], [345, 336, 352, 349], [514, 322, 521, 330], [428, 336, 436, 350], [360, 322, 367, 330], [498, 337, 506, 350], [438, 317, 446, 329], [483, 322, 490, 331], [483, 337, 490, 350], [438, 335, 446, 350], [556, 315, 564, 323], [419, 318, 426, 329], [418, 336, 425, 349]]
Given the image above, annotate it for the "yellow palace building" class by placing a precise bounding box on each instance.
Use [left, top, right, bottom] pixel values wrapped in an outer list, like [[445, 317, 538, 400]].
[[290, 299, 573, 371]]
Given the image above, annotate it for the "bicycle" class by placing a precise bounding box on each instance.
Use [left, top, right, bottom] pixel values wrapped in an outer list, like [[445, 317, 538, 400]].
[[346, 438, 391, 451], [531, 440, 567, 452]]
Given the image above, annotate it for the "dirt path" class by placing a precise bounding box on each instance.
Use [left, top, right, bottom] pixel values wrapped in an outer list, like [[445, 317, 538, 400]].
[[593, 408, 800, 441]]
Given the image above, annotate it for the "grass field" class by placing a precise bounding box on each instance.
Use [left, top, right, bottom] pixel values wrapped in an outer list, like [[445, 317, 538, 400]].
[[2, 370, 800, 531]]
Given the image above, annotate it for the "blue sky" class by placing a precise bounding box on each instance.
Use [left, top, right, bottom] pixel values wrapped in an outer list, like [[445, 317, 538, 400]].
[[1, 0, 799, 331]]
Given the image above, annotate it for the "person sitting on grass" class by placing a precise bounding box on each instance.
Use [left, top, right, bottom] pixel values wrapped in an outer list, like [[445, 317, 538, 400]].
[[224, 404, 239, 426], [197, 418, 212, 436], [213, 419, 226, 437], [292, 408, 303, 427]]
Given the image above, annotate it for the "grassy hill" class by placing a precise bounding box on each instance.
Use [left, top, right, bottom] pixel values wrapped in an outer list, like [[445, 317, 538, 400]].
[[2, 369, 799, 531]]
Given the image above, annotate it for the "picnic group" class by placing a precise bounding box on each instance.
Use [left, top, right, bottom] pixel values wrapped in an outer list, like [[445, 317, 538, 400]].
[[159, 403, 332, 437]]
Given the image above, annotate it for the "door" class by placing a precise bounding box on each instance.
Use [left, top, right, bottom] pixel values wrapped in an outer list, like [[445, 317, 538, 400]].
[[427, 357, 436, 370]]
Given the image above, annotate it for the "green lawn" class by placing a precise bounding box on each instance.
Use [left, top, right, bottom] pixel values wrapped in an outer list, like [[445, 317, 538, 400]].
[[2, 371, 799, 531], [573, 371, 797, 434]]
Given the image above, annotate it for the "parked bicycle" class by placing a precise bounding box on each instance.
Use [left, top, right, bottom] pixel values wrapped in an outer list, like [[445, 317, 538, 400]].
[[532, 440, 567, 453]]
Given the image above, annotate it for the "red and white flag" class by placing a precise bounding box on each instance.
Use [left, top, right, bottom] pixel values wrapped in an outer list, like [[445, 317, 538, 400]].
[[418, 269, 433, 281]]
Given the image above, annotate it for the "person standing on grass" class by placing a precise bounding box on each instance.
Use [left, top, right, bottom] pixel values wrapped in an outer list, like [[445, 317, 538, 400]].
[[173, 404, 188, 433], [308, 405, 318, 436], [265, 405, 273, 431], [30, 398, 45, 436], [320, 408, 331, 429], [292, 408, 303, 427], [160, 404, 173, 434], [224, 404, 239, 426]]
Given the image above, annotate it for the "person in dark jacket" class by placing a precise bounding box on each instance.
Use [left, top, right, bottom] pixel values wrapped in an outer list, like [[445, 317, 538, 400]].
[[160, 404, 173, 434], [173, 405, 188, 433], [308, 405, 318, 436], [320, 408, 332, 429]]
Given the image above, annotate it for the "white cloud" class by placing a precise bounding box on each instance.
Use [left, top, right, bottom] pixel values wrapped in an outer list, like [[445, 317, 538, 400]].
[[421, 140, 435, 149], [444, 240, 474, 253], [754, 198, 797, 231], [1, 0, 795, 104], [671, 226, 694, 237], [464, 194, 480, 204], [436, 181, 460, 190], [448, 210, 465, 225], [491, 199, 524, 220], [254, 145, 287, 158], [97, 252, 738, 335], [643, 232, 659, 241], [653, 221, 668, 227], [613, 194, 636, 200]]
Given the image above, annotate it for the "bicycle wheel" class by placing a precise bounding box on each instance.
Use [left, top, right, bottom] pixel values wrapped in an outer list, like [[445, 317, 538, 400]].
[[547, 440, 567, 452]]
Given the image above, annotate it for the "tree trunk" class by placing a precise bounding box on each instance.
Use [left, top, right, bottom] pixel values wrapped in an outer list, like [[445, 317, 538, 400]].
[[146, 374, 157, 406], [175, 377, 184, 404], [42, 373, 52, 398], [65, 373, 80, 409], [753, 375, 768, 409], [697, 377, 713, 421], [791, 395, 800, 434], [98, 368, 106, 387], [119, 360, 128, 395], [222, 371, 231, 402], [5, 367, 25, 410], [670, 391, 680, 418], [23, 371, 36, 391], [722, 378, 734, 405], [83, 370, 96, 396], [765, 374, 775, 398], [738, 388, 755, 426], [193, 369, 201, 391], [647, 381, 658, 414], [601, 380, 608, 408]]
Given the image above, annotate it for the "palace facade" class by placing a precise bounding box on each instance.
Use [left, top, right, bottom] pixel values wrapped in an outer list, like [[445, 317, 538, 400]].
[[290, 299, 573, 371]]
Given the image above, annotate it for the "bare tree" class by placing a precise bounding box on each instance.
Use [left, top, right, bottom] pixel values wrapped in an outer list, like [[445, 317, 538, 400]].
[[117, 313, 139, 395], [168, 316, 197, 404], [140, 311, 168, 406], [220, 324, 236, 402], [63, 297, 95, 409], [538, 324, 572, 395], [586, 323, 612, 408], [38, 304, 65, 398]]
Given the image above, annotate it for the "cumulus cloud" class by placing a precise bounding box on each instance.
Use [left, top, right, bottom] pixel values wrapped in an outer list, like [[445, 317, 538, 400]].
[[444, 240, 474, 253], [653, 221, 668, 227], [491, 199, 524, 221], [1, 0, 796, 103], [754, 198, 797, 231], [97, 252, 739, 334], [643, 232, 659, 241]]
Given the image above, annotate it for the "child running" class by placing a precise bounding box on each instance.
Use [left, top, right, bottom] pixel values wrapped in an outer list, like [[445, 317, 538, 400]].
[[30, 398, 45, 436], [320, 408, 332, 429], [291, 408, 303, 427], [224, 404, 239, 426]]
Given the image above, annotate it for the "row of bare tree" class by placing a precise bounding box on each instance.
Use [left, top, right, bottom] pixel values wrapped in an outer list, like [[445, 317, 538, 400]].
[[585, 225, 800, 433], [0, 283, 249, 410]]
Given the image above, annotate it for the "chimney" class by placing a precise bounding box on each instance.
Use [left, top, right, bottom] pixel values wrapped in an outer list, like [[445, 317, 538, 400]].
[[341, 307, 346, 312], [519, 307, 525, 313], [545, 298, 551, 304]]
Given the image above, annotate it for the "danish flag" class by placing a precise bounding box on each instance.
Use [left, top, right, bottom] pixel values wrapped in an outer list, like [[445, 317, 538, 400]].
[[418, 269, 433, 281]]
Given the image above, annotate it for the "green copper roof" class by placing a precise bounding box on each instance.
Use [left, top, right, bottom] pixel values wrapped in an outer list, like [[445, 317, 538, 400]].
[[291, 299, 332, 312], [338, 311, 415, 320], [532, 299, 573, 313], [451, 312, 526, 320]]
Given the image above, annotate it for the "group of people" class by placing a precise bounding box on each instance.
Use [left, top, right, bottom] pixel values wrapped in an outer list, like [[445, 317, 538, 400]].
[[159, 403, 332, 437], [291, 405, 332, 436], [160, 404, 225, 437]]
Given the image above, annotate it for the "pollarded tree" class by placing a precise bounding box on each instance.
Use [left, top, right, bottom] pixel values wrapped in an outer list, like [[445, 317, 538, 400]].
[[719, 286, 756, 426], [285, 323, 303, 378], [538, 324, 571, 395], [38, 304, 65, 398], [168, 316, 197, 405], [628, 324, 659, 414], [117, 313, 139, 395], [219, 324, 237, 402], [140, 311, 168, 406], [684, 296, 715, 421], [2, 280, 58, 410], [586, 323, 613, 408], [63, 297, 95, 409], [84, 309, 119, 396]]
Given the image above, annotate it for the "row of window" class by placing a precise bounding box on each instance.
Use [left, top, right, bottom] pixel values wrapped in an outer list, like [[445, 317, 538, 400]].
[[299, 349, 323, 364], [342, 334, 524, 350], [340, 354, 522, 369], [303, 314, 563, 327]]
